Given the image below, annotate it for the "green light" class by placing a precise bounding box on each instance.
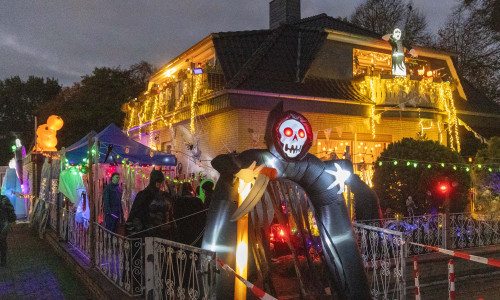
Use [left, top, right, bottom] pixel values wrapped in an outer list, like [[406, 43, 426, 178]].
[[378, 161, 382, 166], [11, 145, 16, 151], [407, 161, 411, 166], [413, 163, 418, 168], [428, 164, 431, 168], [180, 181, 184, 184], [466, 167, 470, 172], [116, 155, 120, 159], [174, 179, 178, 183], [478, 164, 482, 168], [394, 161, 398, 165], [441, 163, 445, 167], [488, 168, 492, 172], [453, 166, 457, 170]]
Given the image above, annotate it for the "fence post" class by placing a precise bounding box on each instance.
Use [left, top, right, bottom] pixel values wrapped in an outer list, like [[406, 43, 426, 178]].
[[144, 237, 154, 300], [401, 234, 407, 300]]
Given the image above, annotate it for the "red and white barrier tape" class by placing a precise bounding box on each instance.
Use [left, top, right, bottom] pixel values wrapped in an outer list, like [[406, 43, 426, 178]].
[[217, 258, 277, 300], [413, 256, 421, 300], [409, 242, 500, 267], [448, 259, 455, 300]]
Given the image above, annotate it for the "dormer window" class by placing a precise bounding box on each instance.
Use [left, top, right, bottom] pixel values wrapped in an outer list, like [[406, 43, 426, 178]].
[[353, 49, 392, 77]]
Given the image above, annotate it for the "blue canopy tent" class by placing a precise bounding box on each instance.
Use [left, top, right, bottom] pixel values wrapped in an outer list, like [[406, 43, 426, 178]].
[[64, 123, 177, 166]]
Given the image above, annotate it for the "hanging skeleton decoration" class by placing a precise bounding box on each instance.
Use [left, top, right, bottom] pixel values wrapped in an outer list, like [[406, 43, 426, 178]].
[[202, 102, 380, 299]]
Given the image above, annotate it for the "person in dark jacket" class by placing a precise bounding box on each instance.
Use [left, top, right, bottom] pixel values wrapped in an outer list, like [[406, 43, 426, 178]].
[[0, 195, 17, 266], [125, 169, 165, 237], [102, 172, 123, 233]]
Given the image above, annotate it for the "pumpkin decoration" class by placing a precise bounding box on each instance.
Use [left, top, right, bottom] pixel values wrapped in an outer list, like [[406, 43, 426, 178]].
[[47, 115, 64, 131]]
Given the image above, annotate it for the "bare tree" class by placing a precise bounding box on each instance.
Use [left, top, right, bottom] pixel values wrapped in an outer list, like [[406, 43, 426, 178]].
[[436, 4, 500, 102], [350, 0, 431, 45]]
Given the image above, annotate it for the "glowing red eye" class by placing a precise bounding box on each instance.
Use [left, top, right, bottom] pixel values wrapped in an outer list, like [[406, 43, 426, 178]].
[[298, 129, 305, 138], [284, 127, 293, 137]]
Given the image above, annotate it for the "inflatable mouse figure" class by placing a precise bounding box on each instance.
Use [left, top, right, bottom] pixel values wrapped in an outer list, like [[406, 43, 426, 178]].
[[202, 102, 379, 299]]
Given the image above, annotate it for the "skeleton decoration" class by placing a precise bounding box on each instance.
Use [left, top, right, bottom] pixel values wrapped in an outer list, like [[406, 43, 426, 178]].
[[383, 28, 418, 76], [202, 102, 382, 299]]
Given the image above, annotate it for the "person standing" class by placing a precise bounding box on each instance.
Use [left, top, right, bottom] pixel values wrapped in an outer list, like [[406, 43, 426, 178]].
[[406, 195, 416, 218], [102, 172, 123, 233], [0, 195, 17, 266], [125, 169, 165, 237]]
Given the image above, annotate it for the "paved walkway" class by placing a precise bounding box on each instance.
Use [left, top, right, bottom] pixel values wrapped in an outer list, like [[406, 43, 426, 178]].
[[0, 222, 93, 299]]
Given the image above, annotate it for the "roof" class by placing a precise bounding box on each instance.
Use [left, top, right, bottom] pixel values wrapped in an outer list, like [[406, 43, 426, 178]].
[[65, 123, 177, 166], [293, 13, 381, 39], [456, 80, 500, 115]]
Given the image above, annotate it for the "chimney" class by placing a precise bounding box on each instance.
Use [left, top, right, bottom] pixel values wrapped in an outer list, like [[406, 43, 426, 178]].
[[269, 0, 301, 29]]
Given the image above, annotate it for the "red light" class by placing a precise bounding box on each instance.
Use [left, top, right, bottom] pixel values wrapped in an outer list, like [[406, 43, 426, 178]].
[[298, 129, 305, 138], [440, 184, 449, 192], [280, 229, 284, 236], [284, 127, 293, 137]]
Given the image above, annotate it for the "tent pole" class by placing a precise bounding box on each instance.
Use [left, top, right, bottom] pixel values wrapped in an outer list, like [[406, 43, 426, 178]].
[[88, 134, 96, 267]]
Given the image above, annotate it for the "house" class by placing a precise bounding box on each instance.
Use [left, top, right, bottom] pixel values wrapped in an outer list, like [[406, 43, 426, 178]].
[[123, 0, 500, 183]]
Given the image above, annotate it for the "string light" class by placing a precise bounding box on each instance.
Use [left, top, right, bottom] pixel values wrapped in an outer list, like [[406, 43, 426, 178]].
[[190, 74, 202, 134], [358, 76, 461, 151]]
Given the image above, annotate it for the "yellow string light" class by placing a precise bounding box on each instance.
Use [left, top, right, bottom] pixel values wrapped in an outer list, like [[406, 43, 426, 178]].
[[358, 76, 460, 151], [150, 95, 159, 148], [190, 74, 202, 134]]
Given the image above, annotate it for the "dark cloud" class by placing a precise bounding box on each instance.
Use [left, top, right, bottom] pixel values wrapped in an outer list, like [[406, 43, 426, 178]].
[[0, 0, 455, 87]]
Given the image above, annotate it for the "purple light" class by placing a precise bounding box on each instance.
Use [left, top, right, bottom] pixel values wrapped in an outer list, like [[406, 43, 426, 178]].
[[193, 68, 203, 75]]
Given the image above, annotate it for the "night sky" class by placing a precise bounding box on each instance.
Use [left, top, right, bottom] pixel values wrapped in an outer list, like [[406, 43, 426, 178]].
[[0, 0, 457, 87]]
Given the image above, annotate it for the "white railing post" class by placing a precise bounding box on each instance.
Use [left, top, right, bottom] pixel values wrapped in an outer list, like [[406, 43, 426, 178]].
[[144, 237, 154, 300]]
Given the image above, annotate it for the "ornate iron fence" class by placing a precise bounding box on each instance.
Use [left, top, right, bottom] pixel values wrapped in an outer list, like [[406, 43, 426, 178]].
[[145, 237, 217, 300], [95, 224, 144, 296], [66, 209, 90, 258], [449, 213, 500, 249], [353, 222, 407, 300], [359, 214, 444, 255]]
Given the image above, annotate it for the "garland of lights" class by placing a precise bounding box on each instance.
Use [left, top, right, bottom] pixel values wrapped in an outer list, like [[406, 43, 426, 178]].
[[358, 76, 461, 150], [190, 74, 202, 134], [377, 158, 500, 173]]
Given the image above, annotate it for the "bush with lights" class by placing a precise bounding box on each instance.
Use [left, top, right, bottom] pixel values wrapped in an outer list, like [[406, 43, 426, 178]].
[[472, 137, 500, 216], [373, 138, 470, 216]]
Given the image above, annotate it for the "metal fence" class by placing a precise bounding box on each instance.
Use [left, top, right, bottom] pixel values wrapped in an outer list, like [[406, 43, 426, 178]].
[[145, 237, 217, 300], [95, 224, 144, 297], [358, 213, 500, 255], [449, 213, 500, 249], [353, 222, 407, 300]]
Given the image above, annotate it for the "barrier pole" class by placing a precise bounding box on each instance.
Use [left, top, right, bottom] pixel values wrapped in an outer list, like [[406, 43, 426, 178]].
[[448, 259, 455, 300]]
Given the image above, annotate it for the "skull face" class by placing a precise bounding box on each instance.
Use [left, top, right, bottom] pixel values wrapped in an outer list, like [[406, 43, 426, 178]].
[[268, 110, 313, 161], [279, 120, 307, 158]]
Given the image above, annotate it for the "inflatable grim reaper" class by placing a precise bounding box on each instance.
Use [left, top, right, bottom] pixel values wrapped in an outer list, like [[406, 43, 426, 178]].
[[202, 102, 380, 299]]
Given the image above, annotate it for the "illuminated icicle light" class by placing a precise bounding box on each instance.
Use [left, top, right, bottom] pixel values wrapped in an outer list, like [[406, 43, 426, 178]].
[[370, 105, 376, 139], [150, 95, 159, 148], [359, 76, 459, 151], [190, 74, 202, 134], [126, 107, 135, 136]]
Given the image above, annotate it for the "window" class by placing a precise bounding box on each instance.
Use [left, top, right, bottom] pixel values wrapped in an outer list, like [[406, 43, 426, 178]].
[[353, 49, 392, 77]]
